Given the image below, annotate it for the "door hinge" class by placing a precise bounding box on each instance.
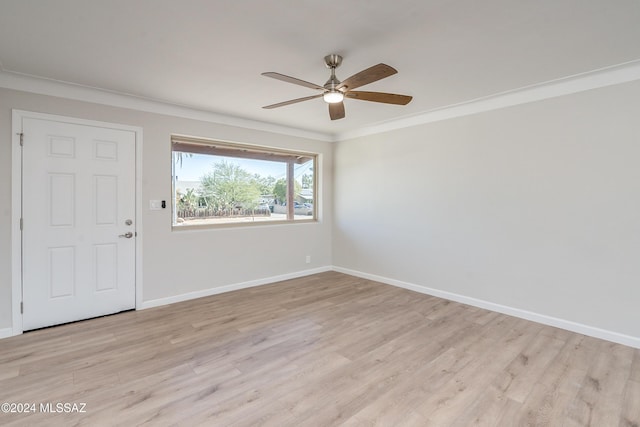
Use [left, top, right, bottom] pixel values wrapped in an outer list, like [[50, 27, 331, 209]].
[[20, 218, 23, 230], [20, 302, 23, 314], [18, 132, 24, 146]]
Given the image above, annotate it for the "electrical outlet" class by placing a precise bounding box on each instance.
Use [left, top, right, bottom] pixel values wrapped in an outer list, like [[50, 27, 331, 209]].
[[305, 255, 311, 264]]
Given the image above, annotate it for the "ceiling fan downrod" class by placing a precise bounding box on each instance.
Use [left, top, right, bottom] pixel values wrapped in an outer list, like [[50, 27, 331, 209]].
[[323, 54, 343, 90], [323, 54, 343, 103]]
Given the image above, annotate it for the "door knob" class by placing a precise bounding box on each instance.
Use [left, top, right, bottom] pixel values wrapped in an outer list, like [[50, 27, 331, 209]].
[[119, 232, 133, 238]]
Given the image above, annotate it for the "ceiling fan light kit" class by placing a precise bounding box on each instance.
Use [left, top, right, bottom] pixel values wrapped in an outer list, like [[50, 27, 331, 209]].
[[323, 91, 344, 103], [262, 54, 412, 120]]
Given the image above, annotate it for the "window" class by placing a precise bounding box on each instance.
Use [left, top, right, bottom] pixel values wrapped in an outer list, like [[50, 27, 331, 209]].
[[171, 135, 317, 227]]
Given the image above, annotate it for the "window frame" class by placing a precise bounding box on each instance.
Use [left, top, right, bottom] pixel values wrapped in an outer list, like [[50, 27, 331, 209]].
[[171, 134, 318, 229]]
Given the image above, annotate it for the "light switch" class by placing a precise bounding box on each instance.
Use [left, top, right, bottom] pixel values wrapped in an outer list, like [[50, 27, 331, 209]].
[[149, 200, 163, 210]]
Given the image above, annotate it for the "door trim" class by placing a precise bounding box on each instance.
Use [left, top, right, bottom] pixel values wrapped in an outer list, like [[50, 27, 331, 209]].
[[11, 110, 144, 336]]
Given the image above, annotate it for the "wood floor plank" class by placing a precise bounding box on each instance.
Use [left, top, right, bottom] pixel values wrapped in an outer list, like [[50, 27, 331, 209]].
[[0, 271, 638, 426], [491, 330, 566, 403], [449, 386, 520, 426], [620, 380, 640, 427], [565, 340, 635, 426], [417, 323, 543, 423], [631, 350, 640, 382], [341, 346, 474, 426]]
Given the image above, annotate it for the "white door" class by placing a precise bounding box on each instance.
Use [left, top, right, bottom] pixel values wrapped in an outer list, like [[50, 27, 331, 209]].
[[22, 117, 136, 330]]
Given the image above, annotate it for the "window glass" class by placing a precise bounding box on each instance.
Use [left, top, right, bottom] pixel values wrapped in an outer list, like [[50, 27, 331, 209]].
[[172, 136, 316, 227]]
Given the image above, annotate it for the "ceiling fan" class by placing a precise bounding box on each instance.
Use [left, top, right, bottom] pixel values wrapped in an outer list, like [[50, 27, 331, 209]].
[[261, 54, 412, 120]]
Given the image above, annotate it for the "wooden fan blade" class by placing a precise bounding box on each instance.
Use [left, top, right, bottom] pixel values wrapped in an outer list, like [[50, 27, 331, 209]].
[[329, 102, 345, 120], [263, 94, 323, 109], [337, 64, 397, 91], [261, 72, 324, 90], [345, 91, 412, 105]]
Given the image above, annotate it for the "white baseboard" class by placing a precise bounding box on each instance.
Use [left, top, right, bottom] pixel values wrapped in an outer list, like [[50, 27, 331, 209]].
[[0, 328, 14, 339], [138, 266, 333, 310], [4, 264, 638, 350], [332, 266, 640, 349]]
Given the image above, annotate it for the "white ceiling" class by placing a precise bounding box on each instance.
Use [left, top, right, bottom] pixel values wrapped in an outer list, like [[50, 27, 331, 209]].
[[1, 0, 639, 137]]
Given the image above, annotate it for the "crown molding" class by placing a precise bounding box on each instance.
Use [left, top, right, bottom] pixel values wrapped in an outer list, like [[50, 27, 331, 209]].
[[0, 70, 333, 142], [333, 59, 640, 141], [2, 60, 640, 143]]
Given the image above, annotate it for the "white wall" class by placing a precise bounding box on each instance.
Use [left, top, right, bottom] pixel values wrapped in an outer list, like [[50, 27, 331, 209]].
[[3, 78, 640, 346], [334, 80, 640, 340], [0, 87, 333, 330]]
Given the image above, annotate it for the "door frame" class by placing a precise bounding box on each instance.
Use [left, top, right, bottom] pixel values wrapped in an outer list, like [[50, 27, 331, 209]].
[[11, 110, 144, 336]]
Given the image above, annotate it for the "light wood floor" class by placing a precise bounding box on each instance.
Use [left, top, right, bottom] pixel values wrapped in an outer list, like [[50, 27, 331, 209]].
[[1, 271, 638, 426]]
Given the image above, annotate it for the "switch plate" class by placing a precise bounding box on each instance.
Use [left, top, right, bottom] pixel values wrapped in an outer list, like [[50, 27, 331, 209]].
[[149, 200, 163, 210]]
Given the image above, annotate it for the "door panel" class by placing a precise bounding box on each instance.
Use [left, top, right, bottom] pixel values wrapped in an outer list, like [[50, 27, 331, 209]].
[[48, 246, 75, 298], [22, 117, 136, 331]]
